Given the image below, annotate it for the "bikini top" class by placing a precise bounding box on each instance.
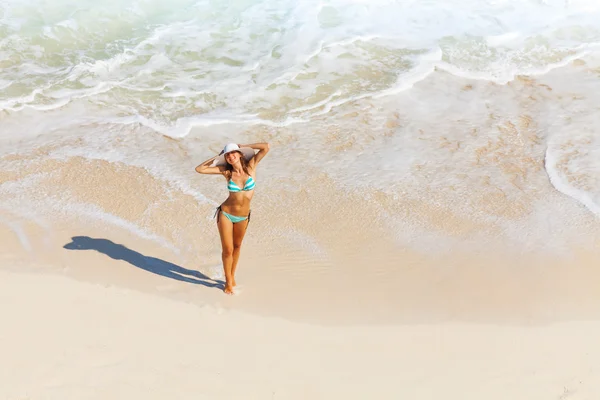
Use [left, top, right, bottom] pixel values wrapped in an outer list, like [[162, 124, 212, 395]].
[[227, 175, 255, 192]]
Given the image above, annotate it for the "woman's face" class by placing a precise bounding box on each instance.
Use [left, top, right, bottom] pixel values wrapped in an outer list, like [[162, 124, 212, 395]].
[[225, 151, 241, 164]]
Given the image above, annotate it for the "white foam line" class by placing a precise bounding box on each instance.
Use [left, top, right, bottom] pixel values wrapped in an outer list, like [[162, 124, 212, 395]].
[[1, 82, 114, 112], [0, 22, 180, 112], [0, 72, 80, 112], [0, 79, 13, 90], [0, 172, 49, 196], [241, 61, 261, 72], [0, 61, 81, 111], [300, 35, 382, 67], [0, 200, 53, 250], [292, 57, 438, 118], [303, 39, 326, 64], [118, 83, 168, 92], [19, 62, 65, 75], [126, 19, 198, 56], [0, 215, 33, 252], [0, 87, 44, 111], [544, 146, 600, 217], [1, 193, 180, 254], [47, 82, 112, 100], [271, 46, 440, 119], [96, 113, 309, 138], [435, 43, 600, 85], [373, 65, 438, 99], [18, 143, 219, 213], [287, 90, 344, 114], [81, 58, 431, 135], [322, 34, 381, 50], [25, 97, 71, 111], [53, 200, 181, 254], [272, 35, 383, 86]]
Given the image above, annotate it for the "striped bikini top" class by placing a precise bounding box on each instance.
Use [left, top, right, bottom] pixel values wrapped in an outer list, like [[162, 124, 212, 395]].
[[227, 175, 255, 192]]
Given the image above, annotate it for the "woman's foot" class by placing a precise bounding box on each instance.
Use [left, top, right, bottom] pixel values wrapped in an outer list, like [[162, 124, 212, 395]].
[[223, 285, 234, 295]]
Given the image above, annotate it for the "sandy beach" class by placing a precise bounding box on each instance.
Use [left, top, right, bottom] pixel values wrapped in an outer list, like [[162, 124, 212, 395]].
[[3, 246, 600, 400], [3, 0, 600, 397]]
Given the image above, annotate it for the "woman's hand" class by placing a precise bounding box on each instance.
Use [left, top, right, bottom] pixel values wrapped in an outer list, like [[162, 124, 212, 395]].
[[239, 143, 269, 151]]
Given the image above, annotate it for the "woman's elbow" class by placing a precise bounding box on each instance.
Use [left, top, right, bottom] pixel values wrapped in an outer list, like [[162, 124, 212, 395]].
[[195, 165, 205, 173]]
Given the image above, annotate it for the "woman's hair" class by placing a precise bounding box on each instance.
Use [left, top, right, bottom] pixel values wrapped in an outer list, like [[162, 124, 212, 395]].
[[225, 151, 250, 178]]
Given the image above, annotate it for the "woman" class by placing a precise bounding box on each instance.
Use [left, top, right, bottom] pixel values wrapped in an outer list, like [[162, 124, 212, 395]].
[[195, 142, 270, 294]]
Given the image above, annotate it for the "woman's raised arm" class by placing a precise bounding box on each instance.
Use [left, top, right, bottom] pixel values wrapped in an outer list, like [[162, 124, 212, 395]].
[[243, 143, 270, 168], [195, 154, 225, 175]]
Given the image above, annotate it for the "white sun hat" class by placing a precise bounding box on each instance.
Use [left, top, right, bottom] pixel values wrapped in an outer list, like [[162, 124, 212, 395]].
[[211, 143, 256, 166]]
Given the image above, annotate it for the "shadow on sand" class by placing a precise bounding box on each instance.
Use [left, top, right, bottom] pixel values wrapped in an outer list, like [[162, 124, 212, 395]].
[[63, 236, 223, 289]]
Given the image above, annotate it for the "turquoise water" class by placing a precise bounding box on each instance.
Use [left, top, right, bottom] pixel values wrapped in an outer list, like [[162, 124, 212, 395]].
[[2, 0, 600, 133]]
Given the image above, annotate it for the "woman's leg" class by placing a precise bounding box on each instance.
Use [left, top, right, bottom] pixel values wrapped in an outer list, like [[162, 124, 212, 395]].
[[231, 219, 249, 286], [217, 212, 235, 294]]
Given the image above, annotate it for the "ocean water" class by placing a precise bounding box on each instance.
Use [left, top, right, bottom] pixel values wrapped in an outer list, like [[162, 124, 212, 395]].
[[2, 0, 600, 260]]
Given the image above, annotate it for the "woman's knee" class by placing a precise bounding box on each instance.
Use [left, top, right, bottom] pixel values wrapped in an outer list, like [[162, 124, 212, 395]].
[[222, 246, 234, 258], [233, 242, 242, 251]]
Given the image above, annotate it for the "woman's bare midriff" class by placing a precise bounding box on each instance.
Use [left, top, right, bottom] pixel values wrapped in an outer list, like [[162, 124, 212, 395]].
[[220, 191, 254, 216]]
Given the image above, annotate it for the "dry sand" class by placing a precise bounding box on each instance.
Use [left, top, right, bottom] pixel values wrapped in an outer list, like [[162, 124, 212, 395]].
[[2, 266, 600, 400]]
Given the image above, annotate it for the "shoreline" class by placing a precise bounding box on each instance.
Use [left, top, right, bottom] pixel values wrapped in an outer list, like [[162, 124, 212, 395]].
[[3, 210, 600, 327]]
